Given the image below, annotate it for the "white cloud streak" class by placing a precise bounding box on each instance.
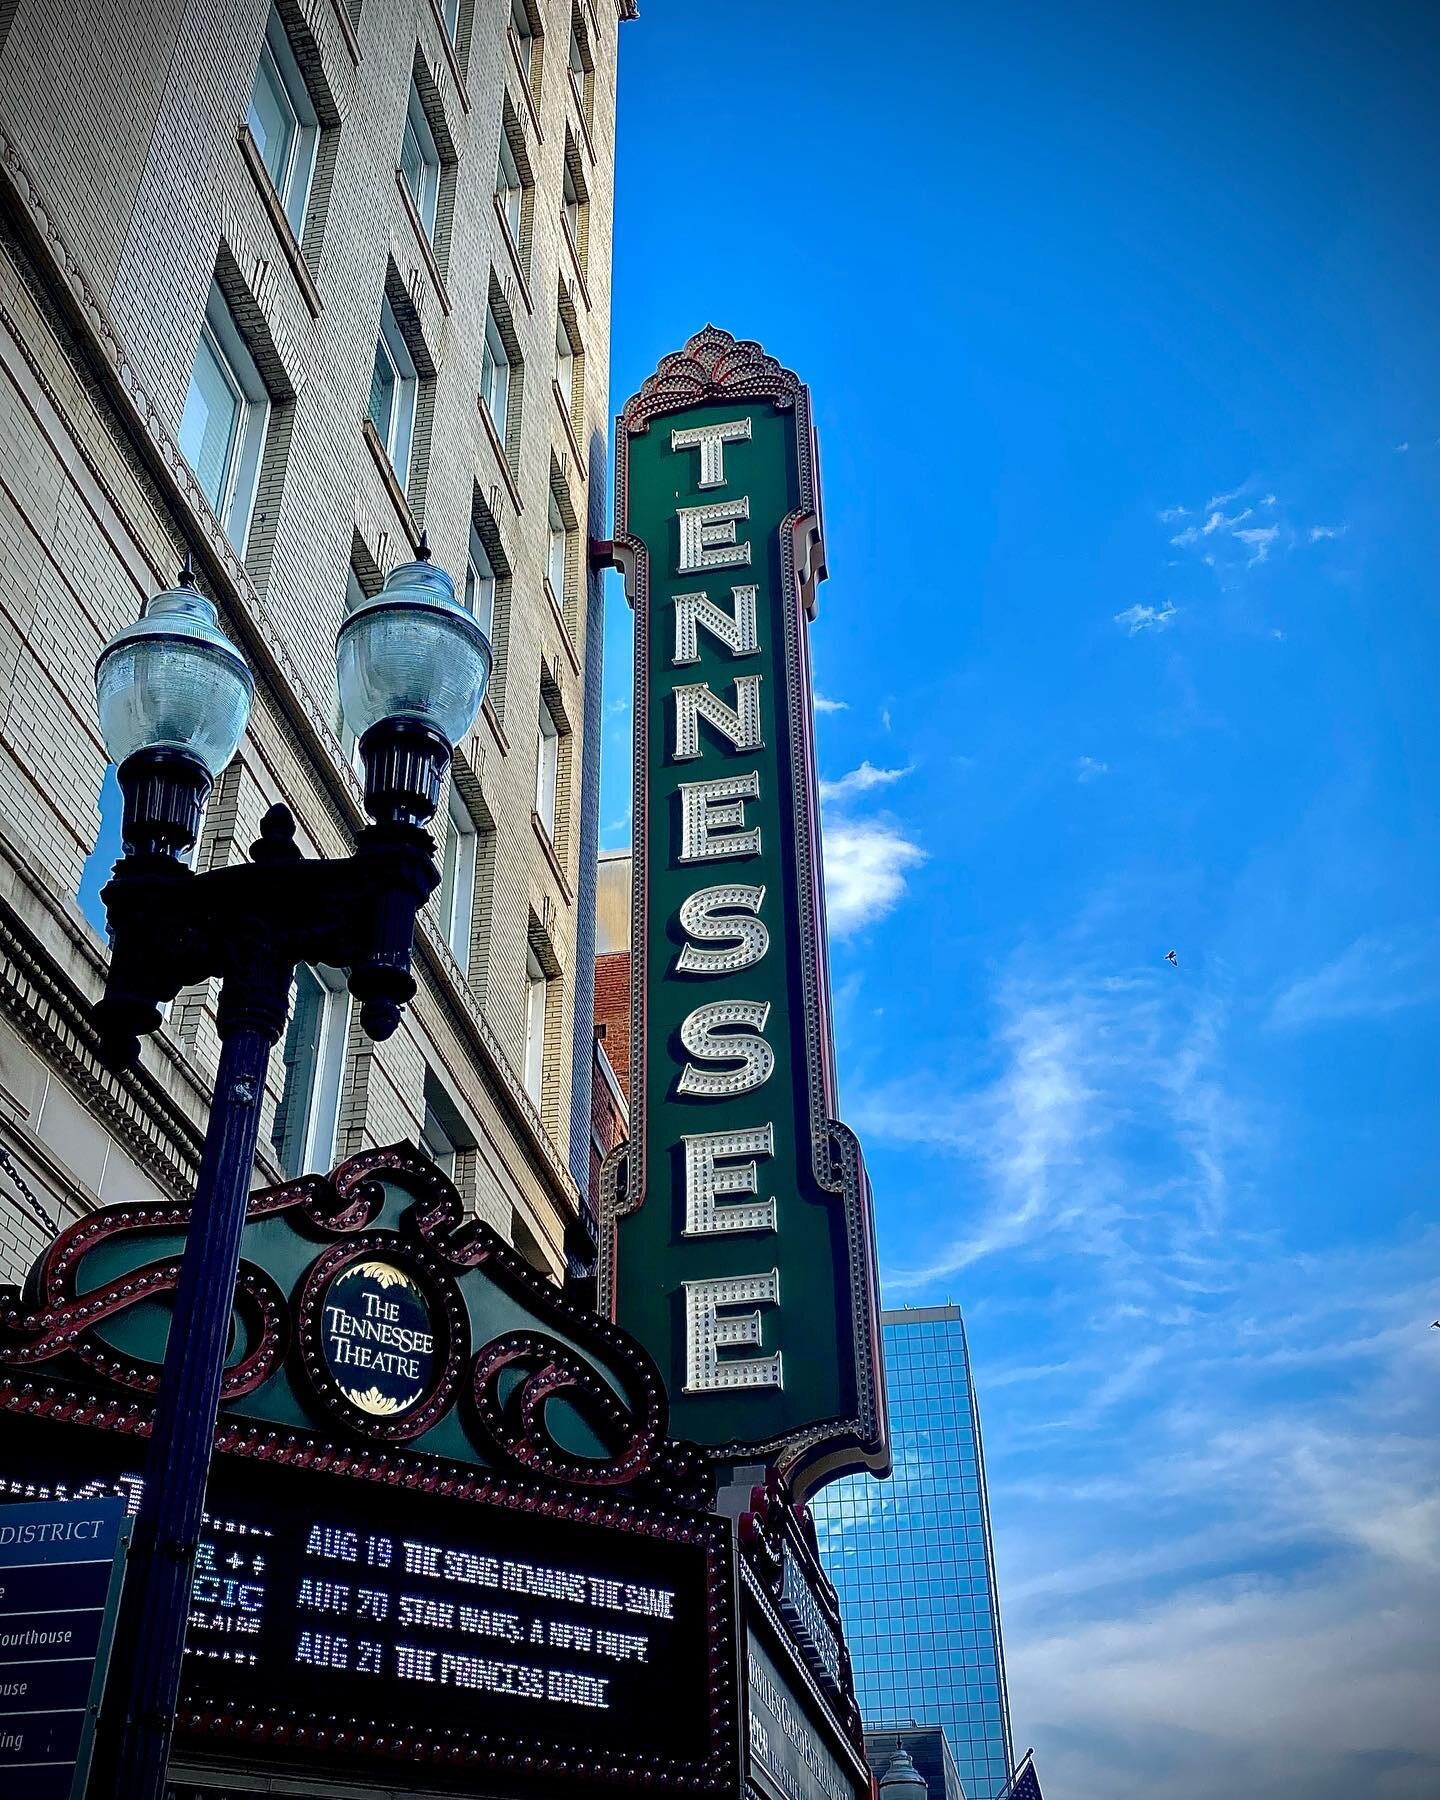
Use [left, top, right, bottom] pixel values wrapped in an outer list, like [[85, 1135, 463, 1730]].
[[813, 692, 848, 714], [818, 761, 914, 803], [1235, 524, 1280, 565], [1114, 601, 1177, 634], [1268, 930, 1439, 1028]]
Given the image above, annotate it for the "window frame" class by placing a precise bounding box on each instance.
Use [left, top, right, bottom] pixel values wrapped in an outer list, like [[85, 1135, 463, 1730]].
[[399, 80, 442, 240], [420, 1098, 458, 1178], [561, 161, 581, 246], [437, 785, 478, 972], [509, 0, 535, 85], [522, 947, 547, 1103], [179, 283, 270, 553], [545, 495, 567, 607], [464, 525, 496, 640], [247, 6, 320, 240], [480, 306, 511, 440], [554, 315, 575, 413], [496, 134, 524, 250], [567, 19, 591, 114], [368, 298, 419, 489], [534, 690, 560, 839], [271, 962, 351, 1178]]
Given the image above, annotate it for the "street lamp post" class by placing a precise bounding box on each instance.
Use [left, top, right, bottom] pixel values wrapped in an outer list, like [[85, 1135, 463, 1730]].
[[89, 542, 490, 1800]]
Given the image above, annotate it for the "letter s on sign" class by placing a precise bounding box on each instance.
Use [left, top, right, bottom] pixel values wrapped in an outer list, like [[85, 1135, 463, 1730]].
[[676, 885, 768, 975], [677, 1001, 774, 1097]]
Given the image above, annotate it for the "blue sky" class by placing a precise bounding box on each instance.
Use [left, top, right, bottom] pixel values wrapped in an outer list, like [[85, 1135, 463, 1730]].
[[600, 5, 1440, 1796]]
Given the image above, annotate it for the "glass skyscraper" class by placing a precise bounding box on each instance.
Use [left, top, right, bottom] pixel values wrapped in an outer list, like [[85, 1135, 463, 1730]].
[[814, 1305, 1014, 1800]]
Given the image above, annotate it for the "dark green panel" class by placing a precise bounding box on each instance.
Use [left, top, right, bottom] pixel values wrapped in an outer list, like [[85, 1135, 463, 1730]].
[[614, 398, 860, 1457]]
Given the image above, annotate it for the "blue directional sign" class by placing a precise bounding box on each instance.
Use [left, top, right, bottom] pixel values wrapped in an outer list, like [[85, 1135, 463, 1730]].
[[0, 1496, 130, 1799]]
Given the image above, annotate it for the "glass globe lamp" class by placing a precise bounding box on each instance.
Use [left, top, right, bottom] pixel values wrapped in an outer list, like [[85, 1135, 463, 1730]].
[[335, 539, 491, 826], [94, 570, 254, 856]]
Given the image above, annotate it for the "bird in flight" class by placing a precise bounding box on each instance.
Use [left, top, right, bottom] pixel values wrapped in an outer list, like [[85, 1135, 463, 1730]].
[[1165, 950, 1179, 968]]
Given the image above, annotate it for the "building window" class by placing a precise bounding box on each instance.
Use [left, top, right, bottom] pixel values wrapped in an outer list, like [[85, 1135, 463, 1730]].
[[567, 17, 590, 114], [368, 298, 418, 488], [496, 134, 524, 250], [271, 963, 350, 1177], [420, 1096, 457, 1177], [399, 80, 441, 240], [440, 0, 462, 46], [546, 496, 567, 607], [464, 526, 496, 639], [511, 1205, 549, 1274], [523, 947, 547, 1102], [562, 160, 581, 246], [437, 786, 477, 971], [179, 282, 270, 551], [554, 317, 574, 414], [420, 1070, 475, 1184], [480, 306, 511, 440], [534, 689, 559, 839], [509, 0, 535, 85], [247, 5, 319, 239]]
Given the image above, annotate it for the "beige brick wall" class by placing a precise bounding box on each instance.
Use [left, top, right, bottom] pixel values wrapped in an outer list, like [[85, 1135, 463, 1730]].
[[0, 0, 628, 1288]]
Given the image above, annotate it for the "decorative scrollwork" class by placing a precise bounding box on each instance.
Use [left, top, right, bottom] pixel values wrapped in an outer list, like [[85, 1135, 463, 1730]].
[[0, 1250, 287, 1399], [0, 1144, 717, 1510], [468, 1330, 663, 1489]]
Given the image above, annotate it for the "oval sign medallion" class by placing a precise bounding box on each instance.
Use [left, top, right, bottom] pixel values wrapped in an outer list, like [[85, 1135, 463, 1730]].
[[318, 1258, 438, 1419]]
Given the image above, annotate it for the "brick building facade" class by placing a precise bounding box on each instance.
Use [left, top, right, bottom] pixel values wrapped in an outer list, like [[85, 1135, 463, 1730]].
[[592, 841, 629, 1099], [0, 0, 634, 1290]]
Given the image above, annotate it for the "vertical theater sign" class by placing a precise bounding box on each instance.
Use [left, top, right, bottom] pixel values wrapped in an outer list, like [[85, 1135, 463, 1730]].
[[601, 326, 889, 1500]]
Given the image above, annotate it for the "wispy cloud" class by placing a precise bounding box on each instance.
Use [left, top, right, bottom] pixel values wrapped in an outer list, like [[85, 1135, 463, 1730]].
[[1235, 524, 1280, 565], [1268, 930, 1439, 1029], [1162, 483, 1342, 579], [813, 692, 848, 714], [1395, 441, 1410, 452], [857, 962, 1244, 1285], [822, 819, 926, 936], [819, 761, 914, 803], [1075, 757, 1110, 782], [1114, 601, 1177, 634]]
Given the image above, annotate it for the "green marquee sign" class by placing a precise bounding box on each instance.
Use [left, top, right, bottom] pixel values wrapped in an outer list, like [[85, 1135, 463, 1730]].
[[600, 328, 889, 1498]]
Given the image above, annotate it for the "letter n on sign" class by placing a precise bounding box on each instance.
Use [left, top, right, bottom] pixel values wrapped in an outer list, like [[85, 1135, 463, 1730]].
[[599, 327, 890, 1501]]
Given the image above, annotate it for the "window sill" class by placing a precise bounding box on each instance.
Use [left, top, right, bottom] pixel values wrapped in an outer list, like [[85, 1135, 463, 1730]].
[[478, 400, 524, 515], [552, 375, 584, 466], [361, 415, 421, 547], [531, 809, 573, 904], [492, 193, 534, 314], [426, 0, 471, 113], [395, 171, 452, 316], [560, 215, 592, 311], [507, 32, 544, 142], [543, 576, 581, 675], [237, 122, 322, 319]]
